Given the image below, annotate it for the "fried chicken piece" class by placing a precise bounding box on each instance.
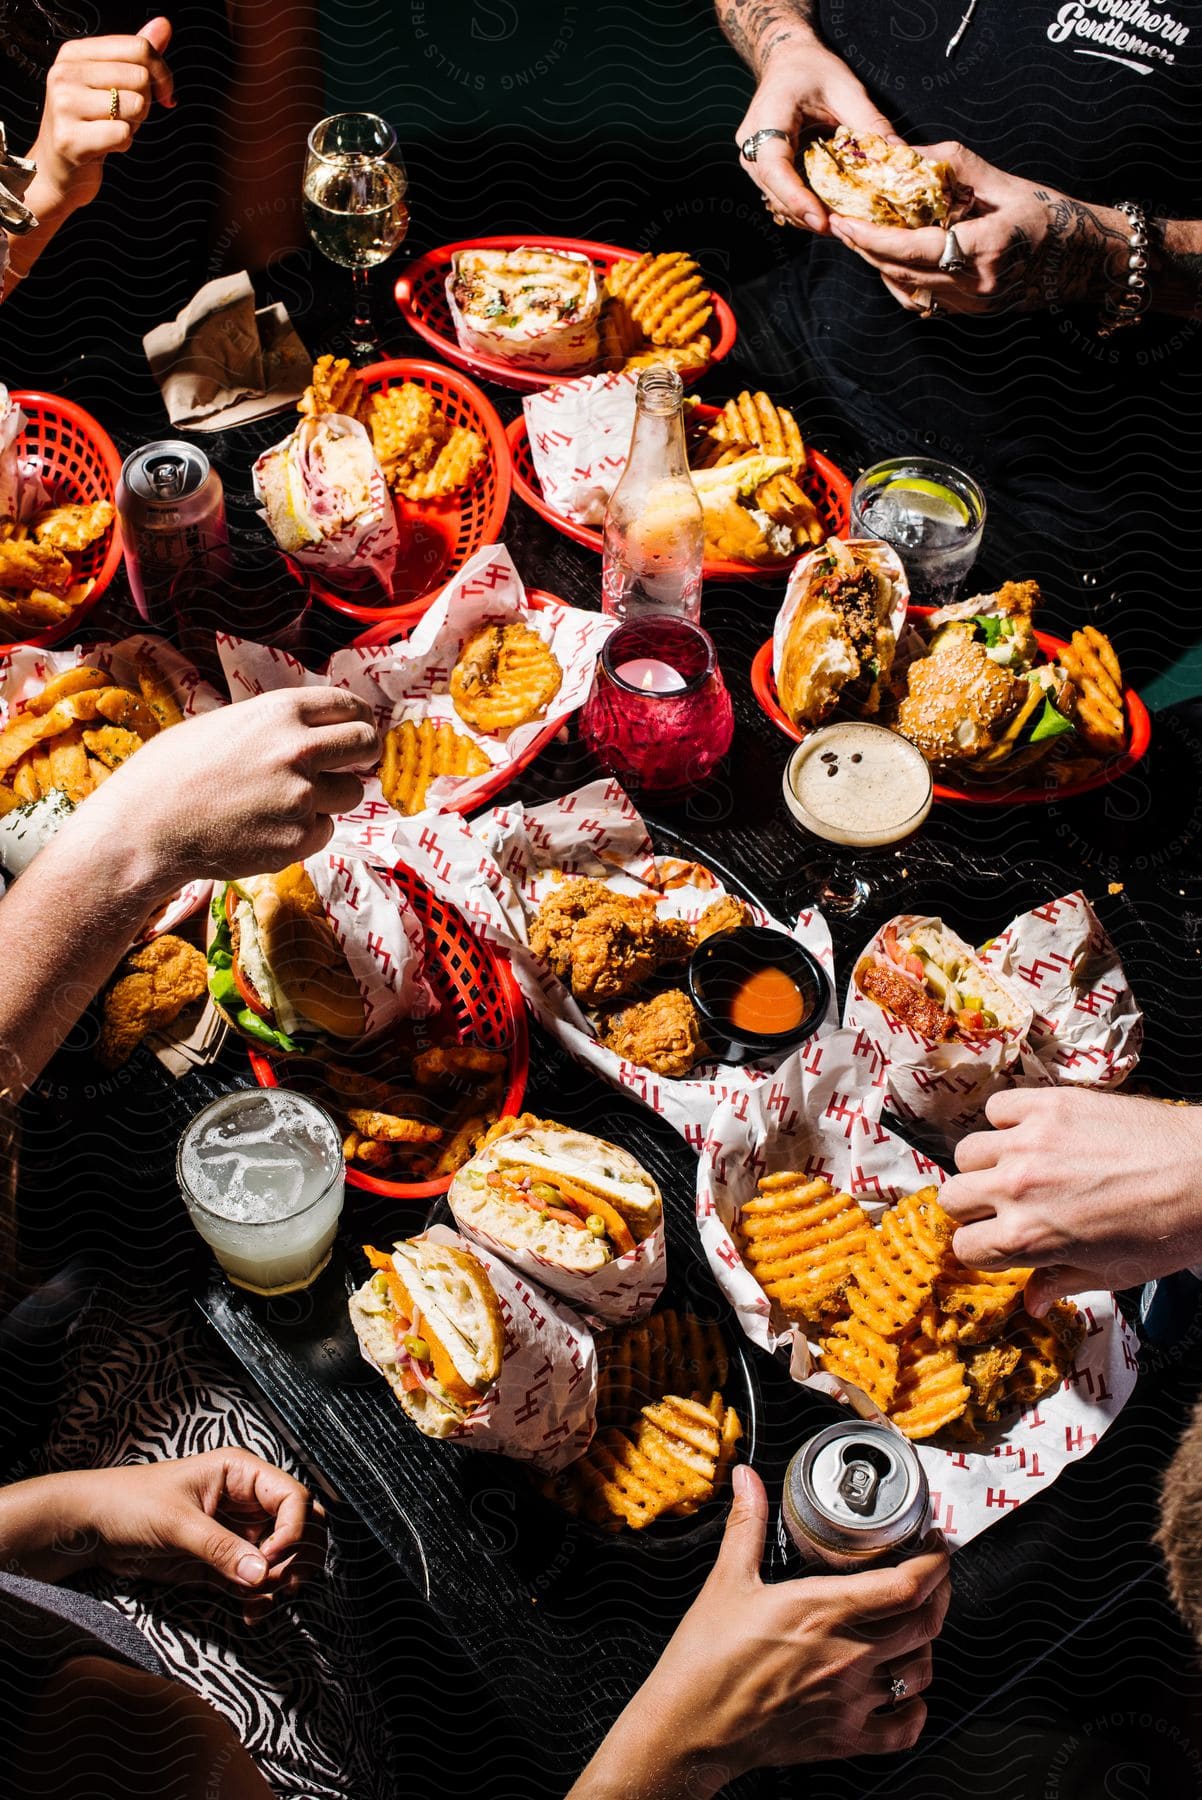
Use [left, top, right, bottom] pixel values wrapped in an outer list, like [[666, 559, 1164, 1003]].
[[856, 961, 955, 1041], [98, 934, 208, 1069], [33, 501, 115, 554], [568, 904, 696, 1007], [694, 895, 751, 944], [0, 537, 73, 593], [529, 877, 648, 980], [598, 988, 709, 1078]]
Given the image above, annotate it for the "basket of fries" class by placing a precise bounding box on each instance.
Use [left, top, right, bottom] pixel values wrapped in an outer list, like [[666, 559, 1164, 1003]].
[[1, 393, 122, 651], [298, 358, 512, 628], [751, 611, 1151, 805], [248, 864, 529, 1200], [507, 404, 852, 582], [395, 235, 738, 393]]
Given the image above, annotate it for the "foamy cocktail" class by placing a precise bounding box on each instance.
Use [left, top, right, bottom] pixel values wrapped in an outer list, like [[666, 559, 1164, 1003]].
[[177, 1089, 345, 1295]]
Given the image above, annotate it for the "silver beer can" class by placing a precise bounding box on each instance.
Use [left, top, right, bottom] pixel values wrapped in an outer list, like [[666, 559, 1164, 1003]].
[[782, 1421, 930, 1571], [116, 440, 228, 624]]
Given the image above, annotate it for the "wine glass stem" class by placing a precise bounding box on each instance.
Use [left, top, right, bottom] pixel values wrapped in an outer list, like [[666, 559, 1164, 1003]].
[[352, 266, 372, 337]]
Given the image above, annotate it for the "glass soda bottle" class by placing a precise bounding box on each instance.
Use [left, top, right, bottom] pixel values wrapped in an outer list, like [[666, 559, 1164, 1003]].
[[601, 365, 704, 623]]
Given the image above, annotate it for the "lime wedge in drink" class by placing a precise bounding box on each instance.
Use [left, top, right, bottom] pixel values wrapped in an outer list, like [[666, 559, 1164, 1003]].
[[879, 476, 971, 526]]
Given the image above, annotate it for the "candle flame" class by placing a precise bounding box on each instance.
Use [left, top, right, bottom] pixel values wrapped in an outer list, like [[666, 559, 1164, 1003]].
[[641, 669, 655, 691]]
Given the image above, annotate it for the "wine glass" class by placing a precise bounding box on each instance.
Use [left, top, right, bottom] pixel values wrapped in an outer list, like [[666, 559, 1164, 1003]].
[[303, 112, 409, 360]]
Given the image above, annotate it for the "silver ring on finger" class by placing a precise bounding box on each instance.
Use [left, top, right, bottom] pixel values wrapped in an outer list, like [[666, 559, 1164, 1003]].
[[937, 225, 969, 273], [888, 1673, 909, 1708], [740, 127, 792, 163], [759, 192, 789, 228]]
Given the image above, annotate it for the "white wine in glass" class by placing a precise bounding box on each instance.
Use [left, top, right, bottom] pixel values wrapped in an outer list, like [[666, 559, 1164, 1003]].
[[303, 112, 408, 357]]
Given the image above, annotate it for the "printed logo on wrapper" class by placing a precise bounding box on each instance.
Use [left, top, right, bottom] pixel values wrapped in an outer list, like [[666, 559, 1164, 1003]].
[[217, 545, 616, 838], [445, 249, 601, 375], [448, 1205, 667, 1326], [694, 1033, 1140, 1550], [523, 371, 639, 525], [0, 632, 226, 937], [305, 850, 437, 1034], [842, 897, 1143, 1153]]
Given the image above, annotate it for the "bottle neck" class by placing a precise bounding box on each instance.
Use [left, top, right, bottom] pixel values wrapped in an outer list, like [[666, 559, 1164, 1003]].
[[623, 395, 690, 482]]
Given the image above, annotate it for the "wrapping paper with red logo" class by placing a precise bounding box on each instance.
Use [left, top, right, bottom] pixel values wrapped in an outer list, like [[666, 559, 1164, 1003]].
[[446, 247, 601, 374], [0, 632, 224, 935], [695, 1029, 1139, 1549], [219, 543, 615, 824], [405, 1225, 598, 1472], [843, 893, 1142, 1152], [449, 1190, 666, 1327], [523, 371, 638, 525], [384, 777, 837, 1149], [304, 847, 436, 1036]]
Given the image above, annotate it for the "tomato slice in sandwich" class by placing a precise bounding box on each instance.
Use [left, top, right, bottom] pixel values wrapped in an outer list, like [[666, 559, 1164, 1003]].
[[224, 885, 273, 1021]]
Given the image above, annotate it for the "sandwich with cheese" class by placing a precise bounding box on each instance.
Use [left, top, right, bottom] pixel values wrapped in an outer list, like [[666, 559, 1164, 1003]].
[[803, 128, 954, 229], [775, 537, 908, 728], [206, 863, 366, 1053], [350, 1236, 504, 1439], [449, 1120, 662, 1274], [253, 412, 399, 588], [447, 245, 602, 373], [854, 919, 1026, 1042]]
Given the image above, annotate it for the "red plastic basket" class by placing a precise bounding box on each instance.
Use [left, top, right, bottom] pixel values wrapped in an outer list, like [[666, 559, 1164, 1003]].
[[508, 405, 851, 584], [351, 588, 582, 814], [751, 611, 1152, 806], [248, 863, 528, 1200], [300, 358, 511, 627], [4, 392, 122, 652], [395, 234, 738, 393]]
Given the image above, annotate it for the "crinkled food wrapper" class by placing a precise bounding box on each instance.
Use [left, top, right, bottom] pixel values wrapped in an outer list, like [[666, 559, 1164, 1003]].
[[304, 847, 436, 1038], [362, 1225, 598, 1474], [446, 247, 601, 374], [252, 413, 399, 592], [0, 633, 225, 936], [0, 385, 51, 523], [843, 892, 1143, 1151], [694, 1029, 1139, 1549], [523, 371, 639, 525], [771, 537, 910, 712], [220, 543, 616, 826], [448, 1203, 666, 1326], [385, 777, 837, 1149]]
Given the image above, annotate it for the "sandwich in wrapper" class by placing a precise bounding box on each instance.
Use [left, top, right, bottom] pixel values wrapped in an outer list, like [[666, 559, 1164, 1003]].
[[803, 127, 954, 229], [447, 245, 602, 374], [854, 919, 1027, 1043], [253, 412, 399, 589], [206, 863, 366, 1053], [351, 1236, 504, 1439], [774, 537, 909, 729], [448, 1120, 665, 1319]]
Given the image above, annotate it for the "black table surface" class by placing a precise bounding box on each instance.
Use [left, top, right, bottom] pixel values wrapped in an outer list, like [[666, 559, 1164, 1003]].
[[21, 266, 1202, 1798]]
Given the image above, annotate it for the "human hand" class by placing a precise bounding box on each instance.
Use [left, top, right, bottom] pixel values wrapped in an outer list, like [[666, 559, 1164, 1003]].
[[571, 1466, 948, 1797], [734, 40, 896, 235], [76, 687, 380, 896], [941, 1089, 1202, 1314], [27, 17, 174, 218], [61, 1449, 324, 1623], [827, 140, 1130, 317]]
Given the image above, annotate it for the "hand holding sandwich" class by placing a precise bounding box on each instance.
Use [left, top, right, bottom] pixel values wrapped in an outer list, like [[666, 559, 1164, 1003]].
[[942, 1088, 1202, 1313], [572, 1465, 948, 1796]]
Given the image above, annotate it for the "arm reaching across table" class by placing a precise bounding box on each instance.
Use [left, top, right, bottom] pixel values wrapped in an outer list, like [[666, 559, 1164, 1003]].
[[940, 1089, 1202, 1314], [0, 687, 378, 1094], [569, 1465, 948, 1796]]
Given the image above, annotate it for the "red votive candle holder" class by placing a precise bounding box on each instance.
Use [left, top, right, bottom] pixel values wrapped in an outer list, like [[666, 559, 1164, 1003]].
[[580, 617, 734, 798]]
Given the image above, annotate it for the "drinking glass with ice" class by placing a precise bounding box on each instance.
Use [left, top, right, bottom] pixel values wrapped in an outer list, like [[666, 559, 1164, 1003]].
[[177, 1090, 345, 1295], [850, 457, 985, 607]]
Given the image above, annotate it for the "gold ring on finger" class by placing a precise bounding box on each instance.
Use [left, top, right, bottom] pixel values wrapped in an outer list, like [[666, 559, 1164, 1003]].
[[109, 86, 120, 120]]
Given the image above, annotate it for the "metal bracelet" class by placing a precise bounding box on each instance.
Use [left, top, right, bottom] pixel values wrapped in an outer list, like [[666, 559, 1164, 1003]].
[[1097, 200, 1151, 338]]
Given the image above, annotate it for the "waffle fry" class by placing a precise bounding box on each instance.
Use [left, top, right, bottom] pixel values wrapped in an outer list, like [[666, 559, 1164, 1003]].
[[298, 354, 372, 425], [1005, 1301, 1086, 1407], [378, 717, 490, 816], [622, 336, 712, 374], [843, 1186, 956, 1341], [756, 472, 826, 548], [890, 1307, 970, 1440], [449, 621, 563, 733], [936, 1266, 1032, 1343], [370, 384, 486, 500], [1063, 627, 1126, 754], [819, 1312, 901, 1412], [713, 391, 806, 469], [399, 425, 487, 502], [33, 501, 115, 554], [597, 293, 644, 368], [553, 1392, 740, 1531], [607, 252, 713, 348], [737, 1174, 873, 1322], [596, 1309, 729, 1430]]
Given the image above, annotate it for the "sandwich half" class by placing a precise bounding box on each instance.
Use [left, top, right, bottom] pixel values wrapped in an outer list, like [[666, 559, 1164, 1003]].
[[855, 920, 1027, 1041], [776, 537, 907, 728], [803, 128, 954, 229], [350, 1237, 505, 1438]]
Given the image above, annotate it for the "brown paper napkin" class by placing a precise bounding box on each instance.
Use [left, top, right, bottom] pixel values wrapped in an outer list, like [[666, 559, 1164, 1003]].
[[148, 995, 229, 1079], [143, 271, 311, 432]]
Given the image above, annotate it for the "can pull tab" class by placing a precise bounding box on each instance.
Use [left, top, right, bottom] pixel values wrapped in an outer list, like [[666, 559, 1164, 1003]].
[[838, 1456, 881, 1516], [149, 456, 187, 500]]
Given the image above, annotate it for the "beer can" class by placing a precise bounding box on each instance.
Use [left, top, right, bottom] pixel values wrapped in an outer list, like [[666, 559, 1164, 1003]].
[[782, 1421, 930, 1571], [116, 441, 228, 625]]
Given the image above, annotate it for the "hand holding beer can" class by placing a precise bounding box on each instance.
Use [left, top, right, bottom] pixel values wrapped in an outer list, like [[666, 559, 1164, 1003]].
[[782, 1421, 938, 1572]]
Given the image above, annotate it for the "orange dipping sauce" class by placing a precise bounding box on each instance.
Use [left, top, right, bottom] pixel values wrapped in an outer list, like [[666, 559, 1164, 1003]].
[[728, 964, 805, 1036]]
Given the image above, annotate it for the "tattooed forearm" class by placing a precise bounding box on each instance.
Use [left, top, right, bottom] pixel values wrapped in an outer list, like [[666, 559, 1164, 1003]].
[[1033, 193, 1128, 310], [1149, 219, 1202, 321], [716, 0, 815, 72]]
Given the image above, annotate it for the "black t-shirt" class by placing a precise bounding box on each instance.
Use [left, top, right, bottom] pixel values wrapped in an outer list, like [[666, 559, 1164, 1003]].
[[0, 2, 233, 411], [755, 0, 1202, 585]]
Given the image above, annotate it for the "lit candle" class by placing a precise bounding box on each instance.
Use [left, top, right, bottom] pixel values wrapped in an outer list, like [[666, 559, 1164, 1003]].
[[613, 657, 687, 694]]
